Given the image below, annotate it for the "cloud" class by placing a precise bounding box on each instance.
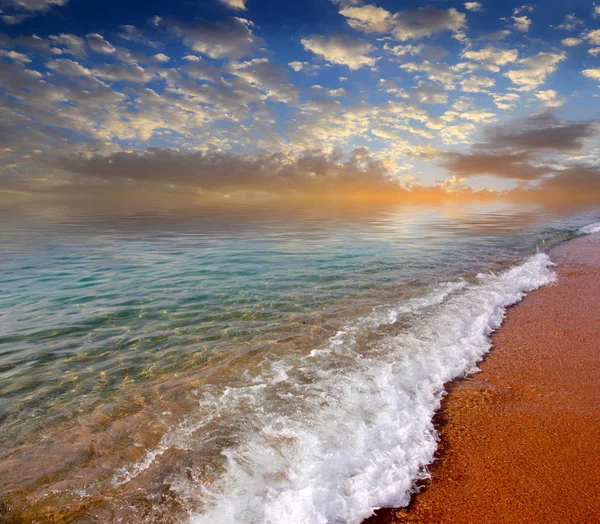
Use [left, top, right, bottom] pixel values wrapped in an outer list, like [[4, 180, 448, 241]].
[[46, 58, 92, 77], [561, 37, 581, 47], [441, 113, 599, 181], [288, 61, 321, 73], [1, 0, 66, 9], [491, 92, 520, 110], [49, 33, 87, 57], [383, 43, 422, 57], [339, 5, 465, 41], [556, 13, 583, 31], [401, 60, 457, 89], [219, 0, 246, 10], [155, 16, 260, 59], [0, 0, 66, 22], [0, 49, 31, 62], [42, 147, 410, 198], [583, 68, 600, 83], [154, 53, 169, 62], [464, 2, 482, 12], [535, 89, 565, 107], [392, 7, 466, 40], [504, 52, 565, 91], [461, 46, 518, 70], [339, 5, 393, 33], [585, 29, 600, 46], [461, 75, 495, 93], [231, 58, 298, 102], [86, 33, 117, 54], [301, 35, 378, 70], [512, 15, 531, 32]]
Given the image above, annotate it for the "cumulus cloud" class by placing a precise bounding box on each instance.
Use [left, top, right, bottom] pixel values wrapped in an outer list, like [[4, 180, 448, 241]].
[[339, 4, 393, 33], [462, 46, 518, 67], [42, 147, 410, 198], [392, 6, 466, 40], [464, 2, 482, 12], [583, 67, 600, 83], [561, 37, 581, 47], [585, 29, 600, 46], [0, 0, 66, 22], [339, 5, 465, 41], [504, 52, 565, 91], [535, 89, 566, 107], [461, 75, 495, 93], [512, 15, 531, 32], [441, 113, 599, 181], [231, 58, 298, 102], [155, 16, 260, 59], [219, 0, 246, 10], [556, 13, 583, 31], [301, 35, 378, 70], [86, 33, 116, 54]]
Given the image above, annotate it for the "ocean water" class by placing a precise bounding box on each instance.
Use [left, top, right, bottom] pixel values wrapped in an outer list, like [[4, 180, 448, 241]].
[[0, 200, 598, 522]]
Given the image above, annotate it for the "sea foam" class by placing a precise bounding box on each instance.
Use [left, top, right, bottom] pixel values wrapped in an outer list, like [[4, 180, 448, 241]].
[[579, 222, 600, 235], [172, 254, 555, 524], [120, 255, 555, 524]]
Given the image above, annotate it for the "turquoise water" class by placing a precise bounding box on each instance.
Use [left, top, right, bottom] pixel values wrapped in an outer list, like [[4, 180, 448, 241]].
[[0, 201, 597, 522]]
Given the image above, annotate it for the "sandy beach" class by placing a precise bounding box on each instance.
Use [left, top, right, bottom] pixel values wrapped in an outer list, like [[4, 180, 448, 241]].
[[366, 232, 600, 524]]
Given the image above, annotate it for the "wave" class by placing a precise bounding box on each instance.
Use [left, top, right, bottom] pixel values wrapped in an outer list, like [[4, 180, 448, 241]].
[[579, 222, 600, 235], [117, 254, 555, 524]]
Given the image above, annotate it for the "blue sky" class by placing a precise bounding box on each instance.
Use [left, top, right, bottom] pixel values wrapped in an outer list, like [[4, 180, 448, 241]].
[[1, 0, 599, 200]]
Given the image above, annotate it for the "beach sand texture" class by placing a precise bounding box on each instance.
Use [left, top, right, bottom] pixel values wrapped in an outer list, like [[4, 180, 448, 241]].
[[366, 232, 600, 524]]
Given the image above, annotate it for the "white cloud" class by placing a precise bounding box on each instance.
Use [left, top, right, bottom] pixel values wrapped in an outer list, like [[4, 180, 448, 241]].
[[535, 89, 566, 107], [231, 58, 298, 103], [47, 58, 92, 77], [583, 68, 600, 82], [288, 61, 320, 73], [49, 33, 86, 56], [464, 2, 482, 12], [383, 43, 422, 57], [301, 35, 378, 70], [462, 46, 518, 70], [154, 53, 170, 62], [595, 4, 600, 18], [505, 52, 565, 91], [461, 75, 495, 93], [339, 5, 465, 41], [392, 7, 466, 40], [561, 37, 581, 47], [401, 61, 457, 89], [585, 29, 600, 46], [86, 33, 116, 54], [556, 13, 583, 31], [0, 49, 31, 62], [491, 92, 520, 110], [1, 0, 66, 11], [589, 48, 600, 57], [512, 15, 531, 32], [156, 16, 259, 59], [339, 5, 392, 33], [219, 0, 246, 10]]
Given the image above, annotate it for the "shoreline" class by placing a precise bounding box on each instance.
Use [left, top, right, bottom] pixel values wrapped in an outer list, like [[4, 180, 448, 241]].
[[365, 232, 600, 523]]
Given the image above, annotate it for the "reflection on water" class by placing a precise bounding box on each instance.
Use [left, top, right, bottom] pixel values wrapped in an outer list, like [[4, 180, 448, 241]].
[[0, 200, 597, 521]]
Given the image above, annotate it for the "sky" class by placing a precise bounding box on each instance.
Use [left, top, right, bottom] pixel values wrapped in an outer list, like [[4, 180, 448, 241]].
[[1, 0, 600, 205]]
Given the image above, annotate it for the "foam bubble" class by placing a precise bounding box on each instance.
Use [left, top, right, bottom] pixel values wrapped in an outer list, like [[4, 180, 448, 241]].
[[123, 255, 556, 524], [578, 222, 600, 235]]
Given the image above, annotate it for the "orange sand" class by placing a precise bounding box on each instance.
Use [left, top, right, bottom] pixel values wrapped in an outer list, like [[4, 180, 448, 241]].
[[366, 233, 600, 524]]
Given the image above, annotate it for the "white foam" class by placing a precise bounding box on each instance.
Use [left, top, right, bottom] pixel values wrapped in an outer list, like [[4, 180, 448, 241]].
[[578, 222, 600, 235], [122, 255, 556, 524]]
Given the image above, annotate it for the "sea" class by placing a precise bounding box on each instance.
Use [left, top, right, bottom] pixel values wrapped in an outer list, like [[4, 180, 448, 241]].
[[1, 199, 598, 523]]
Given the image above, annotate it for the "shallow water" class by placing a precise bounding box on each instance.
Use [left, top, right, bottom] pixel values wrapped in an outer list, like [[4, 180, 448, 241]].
[[0, 200, 598, 522]]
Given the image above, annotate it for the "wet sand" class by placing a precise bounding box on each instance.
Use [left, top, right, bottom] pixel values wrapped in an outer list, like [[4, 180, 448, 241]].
[[366, 232, 600, 524]]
